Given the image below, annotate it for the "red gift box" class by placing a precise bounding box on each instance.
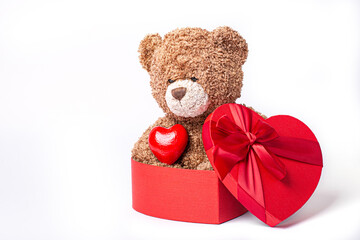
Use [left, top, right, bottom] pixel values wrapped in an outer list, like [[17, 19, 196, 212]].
[[131, 104, 322, 226], [131, 158, 247, 224]]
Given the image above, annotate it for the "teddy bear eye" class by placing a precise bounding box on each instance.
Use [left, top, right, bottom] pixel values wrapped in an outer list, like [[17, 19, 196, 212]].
[[168, 79, 175, 84], [191, 77, 198, 82]]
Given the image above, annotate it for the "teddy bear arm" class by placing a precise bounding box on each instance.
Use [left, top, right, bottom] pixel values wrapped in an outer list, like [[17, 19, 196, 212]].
[[131, 117, 183, 168], [177, 125, 213, 170], [181, 141, 213, 170]]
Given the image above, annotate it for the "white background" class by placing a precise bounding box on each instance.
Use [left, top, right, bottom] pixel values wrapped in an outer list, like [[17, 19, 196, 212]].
[[0, 0, 359, 239]]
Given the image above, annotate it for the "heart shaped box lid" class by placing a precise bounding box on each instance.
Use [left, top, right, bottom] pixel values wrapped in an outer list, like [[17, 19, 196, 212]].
[[202, 103, 323, 226]]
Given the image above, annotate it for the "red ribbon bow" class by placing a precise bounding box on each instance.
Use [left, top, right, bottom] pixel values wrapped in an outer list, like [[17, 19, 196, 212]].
[[206, 104, 322, 208], [214, 114, 287, 181]]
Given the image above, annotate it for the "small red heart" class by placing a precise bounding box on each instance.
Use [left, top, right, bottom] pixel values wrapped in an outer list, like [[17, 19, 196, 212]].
[[149, 124, 189, 165], [203, 104, 323, 226]]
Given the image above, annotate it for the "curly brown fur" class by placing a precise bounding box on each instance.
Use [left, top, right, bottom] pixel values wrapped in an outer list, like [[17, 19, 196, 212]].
[[148, 27, 248, 120], [132, 26, 262, 170]]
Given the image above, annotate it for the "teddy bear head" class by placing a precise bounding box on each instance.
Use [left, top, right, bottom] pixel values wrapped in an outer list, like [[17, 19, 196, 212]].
[[138, 26, 248, 121]]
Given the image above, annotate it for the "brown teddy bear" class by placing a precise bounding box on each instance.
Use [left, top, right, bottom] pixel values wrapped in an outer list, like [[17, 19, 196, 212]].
[[132, 26, 257, 170]]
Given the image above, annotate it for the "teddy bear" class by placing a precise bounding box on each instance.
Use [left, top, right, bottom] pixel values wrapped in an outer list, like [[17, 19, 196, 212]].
[[132, 26, 257, 170]]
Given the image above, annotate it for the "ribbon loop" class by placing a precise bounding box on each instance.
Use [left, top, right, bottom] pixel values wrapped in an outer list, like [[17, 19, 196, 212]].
[[212, 105, 286, 180]]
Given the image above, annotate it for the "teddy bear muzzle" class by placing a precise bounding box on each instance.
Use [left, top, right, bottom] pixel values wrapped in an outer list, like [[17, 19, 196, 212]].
[[165, 79, 210, 118]]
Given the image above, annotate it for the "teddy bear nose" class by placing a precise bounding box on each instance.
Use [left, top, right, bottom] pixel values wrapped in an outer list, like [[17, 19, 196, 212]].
[[171, 87, 187, 100]]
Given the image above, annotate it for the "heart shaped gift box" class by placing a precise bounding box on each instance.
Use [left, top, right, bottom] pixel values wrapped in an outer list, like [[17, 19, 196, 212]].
[[132, 104, 322, 226]]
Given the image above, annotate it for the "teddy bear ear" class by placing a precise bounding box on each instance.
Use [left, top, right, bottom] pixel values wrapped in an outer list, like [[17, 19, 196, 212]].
[[212, 26, 248, 65], [138, 33, 162, 72]]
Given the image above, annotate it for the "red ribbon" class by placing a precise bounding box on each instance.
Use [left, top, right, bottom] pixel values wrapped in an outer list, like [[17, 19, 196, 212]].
[[214, 114, 287, 181], [208, 104, 322, 208]]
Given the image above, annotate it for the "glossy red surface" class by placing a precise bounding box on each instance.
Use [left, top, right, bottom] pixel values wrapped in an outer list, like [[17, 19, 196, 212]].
[[148, 124, 188, 165]]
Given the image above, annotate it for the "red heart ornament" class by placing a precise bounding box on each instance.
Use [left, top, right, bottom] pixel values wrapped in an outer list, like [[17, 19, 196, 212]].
[[149, 124, 188, 165], [202, 104, 323, 226]]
